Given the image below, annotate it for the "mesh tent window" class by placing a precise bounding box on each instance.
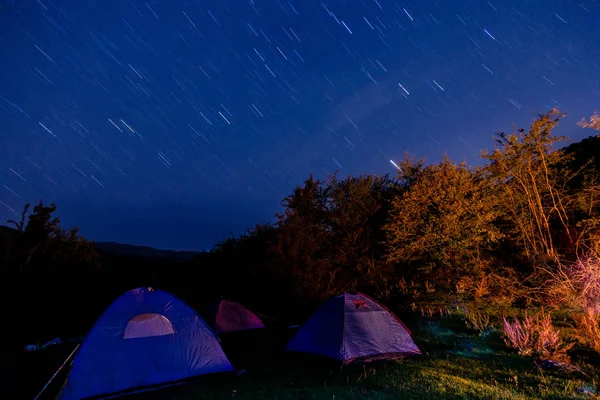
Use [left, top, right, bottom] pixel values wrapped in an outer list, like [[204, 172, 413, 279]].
[[124, 313, 175, 339]]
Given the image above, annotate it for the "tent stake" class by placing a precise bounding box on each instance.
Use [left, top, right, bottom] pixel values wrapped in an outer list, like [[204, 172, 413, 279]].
[[33, 343, 80, 400]]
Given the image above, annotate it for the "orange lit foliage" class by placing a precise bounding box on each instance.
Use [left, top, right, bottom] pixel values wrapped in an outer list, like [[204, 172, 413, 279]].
[[551, 255, 600, 355], [502, 311, 573, 362], [384, 155, 502, 292], [578, 111, 600, 132], [481, 109, 574, 262]]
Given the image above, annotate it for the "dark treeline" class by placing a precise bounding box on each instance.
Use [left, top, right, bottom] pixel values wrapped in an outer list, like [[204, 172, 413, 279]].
[[1, 109, 599, 357]]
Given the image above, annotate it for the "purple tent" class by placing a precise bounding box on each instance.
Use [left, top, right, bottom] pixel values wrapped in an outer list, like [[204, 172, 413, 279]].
[[210, 299, 265, 335], [285, 292, 421, 364], [58, 287, 233, 400]]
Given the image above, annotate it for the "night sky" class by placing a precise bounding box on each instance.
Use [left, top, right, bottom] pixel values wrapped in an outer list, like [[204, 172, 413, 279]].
[[1, 1, 599, 251]]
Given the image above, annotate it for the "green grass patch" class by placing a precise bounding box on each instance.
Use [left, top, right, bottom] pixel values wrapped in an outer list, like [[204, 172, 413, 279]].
[[126, 317, 597, 400], [129, 353, 593, 400]]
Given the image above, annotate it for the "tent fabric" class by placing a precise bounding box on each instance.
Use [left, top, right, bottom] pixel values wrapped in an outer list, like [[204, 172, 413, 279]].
[[58, 287, 233, 400], [285, 293, 421, 364], [211, 299, 265, 335]]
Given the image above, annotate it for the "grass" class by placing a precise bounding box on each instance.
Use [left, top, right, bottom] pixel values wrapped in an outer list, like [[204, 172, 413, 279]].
[[16, 315, 598, 400], [125, 316, 597, 400], [131, 356, 591, 400]]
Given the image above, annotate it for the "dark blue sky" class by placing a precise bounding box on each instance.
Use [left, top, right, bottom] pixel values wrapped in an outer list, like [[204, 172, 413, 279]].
[[1, 0, 599, 250]]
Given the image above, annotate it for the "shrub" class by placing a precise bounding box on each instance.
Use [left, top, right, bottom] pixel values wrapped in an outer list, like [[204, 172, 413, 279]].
[[560, 255, 600, 307], [456, 270, 522, 308], [573, 306, 600, 356], [569, 256, 600, 356], [464, 310, 494, 337], [502, 311, 573, 362], [549, 255, 600, 356]]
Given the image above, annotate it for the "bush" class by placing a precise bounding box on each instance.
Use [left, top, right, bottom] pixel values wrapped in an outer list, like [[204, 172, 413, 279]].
[[463, 309, 494, 337], [549, 255, 600, 356], [502, 311, 573, 362], [561, 255, 600, 307], [569, 256, 600, 356], [573, 306, 600, 356]]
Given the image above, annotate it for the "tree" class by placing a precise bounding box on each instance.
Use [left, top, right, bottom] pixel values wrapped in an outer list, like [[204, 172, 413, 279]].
[[326, 173, 399, 297], [208, 223, 280, 307], [270, 174, 333, 302], [480, 109, 575, 262], [3, 201, 100, 345], [481, 109, 600, 264], [269, 172, 401, 302], [566, 115, 600, 255], [384, 155, 502, 292], [6, 201, 99, 274], [7, 203, 30, 231]]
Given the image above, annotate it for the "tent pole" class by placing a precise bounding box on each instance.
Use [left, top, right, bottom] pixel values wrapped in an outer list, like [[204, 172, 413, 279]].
[[33, 343, 80, 400], [254, 312, 277, 322]]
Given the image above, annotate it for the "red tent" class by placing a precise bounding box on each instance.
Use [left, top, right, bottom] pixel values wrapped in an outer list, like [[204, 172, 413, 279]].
[[210, 299, 265, 335]]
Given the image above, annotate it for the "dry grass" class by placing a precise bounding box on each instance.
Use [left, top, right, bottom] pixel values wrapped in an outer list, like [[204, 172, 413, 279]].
[[573, 306, 600, 356], [502, 311, 573, 362], [549, 255, 600, 357]]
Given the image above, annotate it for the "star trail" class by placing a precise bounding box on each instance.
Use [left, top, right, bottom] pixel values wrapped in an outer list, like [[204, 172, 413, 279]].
[[1, 0, 599, 250]]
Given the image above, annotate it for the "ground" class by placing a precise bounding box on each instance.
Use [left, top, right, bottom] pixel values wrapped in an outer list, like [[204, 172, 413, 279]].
[[130, 355, 594, 400], [125, 316, 596, 400], [17, 314, 597, 400]]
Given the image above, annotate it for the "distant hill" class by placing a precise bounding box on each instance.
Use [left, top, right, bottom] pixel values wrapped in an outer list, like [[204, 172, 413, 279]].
[[558, 134, 600, 189], [94, 241, 200, 261], [0, 225, 15, 237], [0, 225, 16, 252], [561, 134, 600, 172], [0, 225, 199, 262]]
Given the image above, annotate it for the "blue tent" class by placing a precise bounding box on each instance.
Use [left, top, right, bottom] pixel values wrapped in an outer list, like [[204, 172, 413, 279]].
[[58, 287, 233, 400], [285, 292, 421, 364]]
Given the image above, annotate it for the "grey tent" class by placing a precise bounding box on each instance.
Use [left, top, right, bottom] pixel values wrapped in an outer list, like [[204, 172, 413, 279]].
[[285, 292, 421, 364]]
